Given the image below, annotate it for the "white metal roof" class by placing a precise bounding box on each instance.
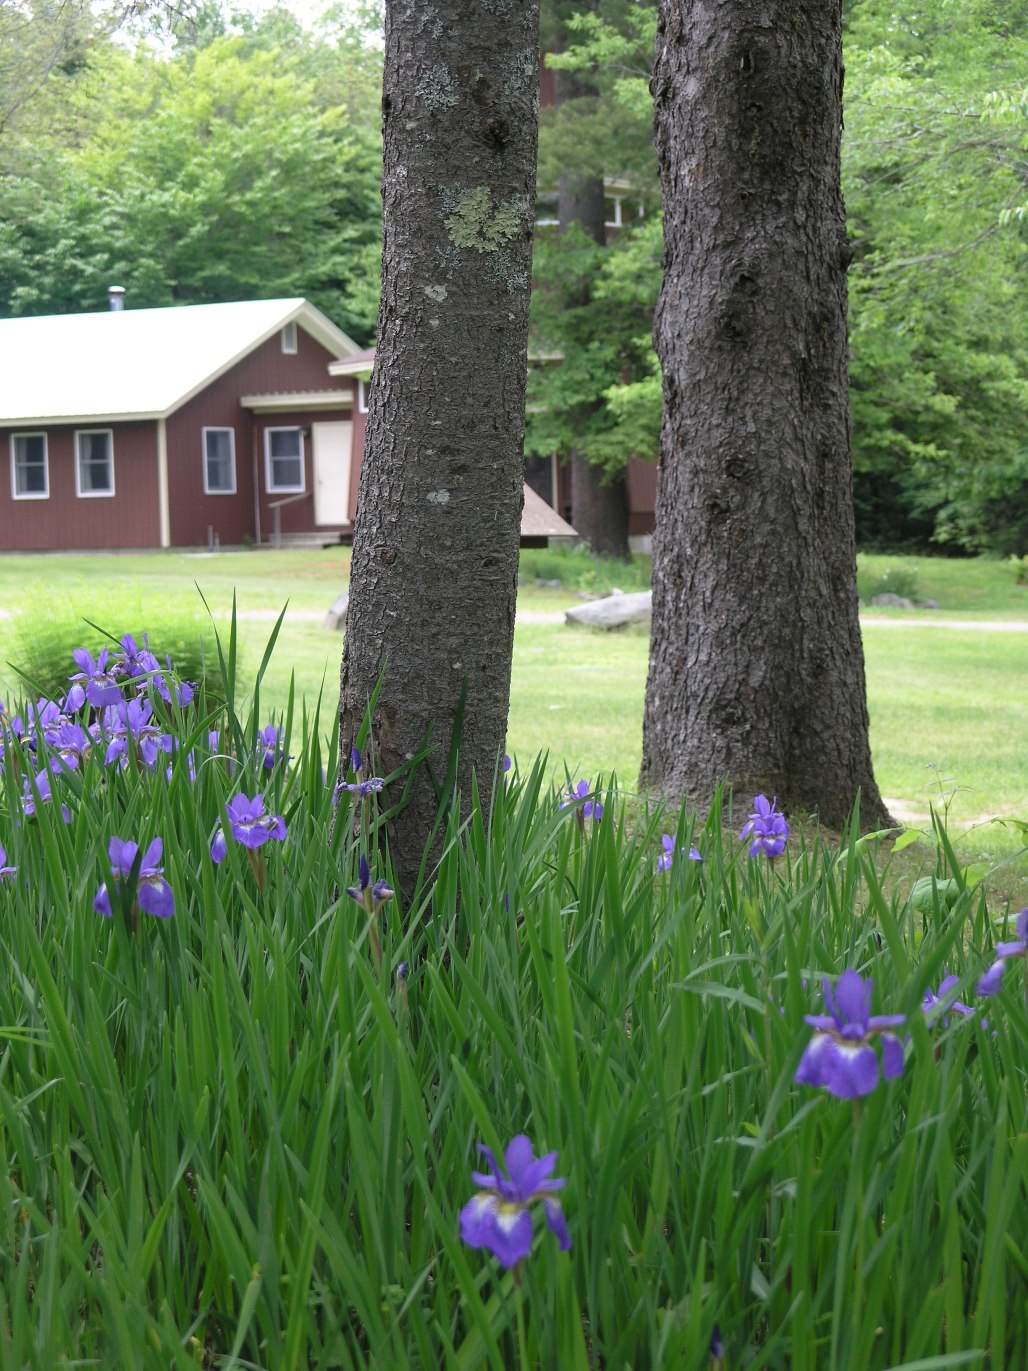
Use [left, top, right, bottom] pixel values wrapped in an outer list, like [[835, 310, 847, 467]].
[[0, 298, 362, 426]]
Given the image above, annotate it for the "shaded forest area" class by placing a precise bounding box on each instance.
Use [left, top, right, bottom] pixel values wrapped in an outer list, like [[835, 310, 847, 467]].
[[2, 0, 1025, 553]]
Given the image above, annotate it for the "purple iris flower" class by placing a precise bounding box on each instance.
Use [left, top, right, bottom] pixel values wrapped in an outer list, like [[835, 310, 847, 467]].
[[975, 909, 1028, 997], [459, 1134, 570, 1269], [740, 794, 790, 859], [503, 753, 512, 773], [795, 971, 906, 1098], [46, 721, 92, 774], [334, 744, 385, 801], [21, 770, 71, 823], [658, 834, 702, 871], [561, 779, 603, 821], [152, 671, 195, 709], [94, 837, 175, 920], [346, 854, 394, 910], [211, 792, 287, 863], [256, 724, 289, 770], [68, 648, 122, 709], [922, 973, 975, 1027], [112, 633, 160, 682], [100, 698, 169, 770], [29, 697, 65, 743], [710, 1325, 725, 1366], [0, 845, 16, 879]]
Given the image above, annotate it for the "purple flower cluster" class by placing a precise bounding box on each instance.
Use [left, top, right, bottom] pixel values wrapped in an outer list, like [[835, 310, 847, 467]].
[[460, 1135, 570, 1269]]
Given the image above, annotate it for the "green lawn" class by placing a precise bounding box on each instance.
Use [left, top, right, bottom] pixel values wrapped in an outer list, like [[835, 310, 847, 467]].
[[1, 548, 1025, 858]]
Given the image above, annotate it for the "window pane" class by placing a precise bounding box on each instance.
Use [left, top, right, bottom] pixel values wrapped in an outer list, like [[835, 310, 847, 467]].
[[205, 430, 234, 491], [272, 456, 303, 488], [268, 429, 303, 490], [78, 433, 112, 492], [14, 435, 46, 495], [535, 192, 558, 225], [270, 430, 301, 459]]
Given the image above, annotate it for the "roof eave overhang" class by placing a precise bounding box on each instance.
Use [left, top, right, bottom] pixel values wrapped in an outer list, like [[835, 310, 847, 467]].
[[0, 411, 163, 427], [240, 389, 355, 413]]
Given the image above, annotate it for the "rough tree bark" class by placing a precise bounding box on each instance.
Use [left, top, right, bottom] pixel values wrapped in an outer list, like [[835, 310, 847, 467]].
[[641, 0, 891, 830], [555, 65, 631, 561], [338, 0, 541, 897]]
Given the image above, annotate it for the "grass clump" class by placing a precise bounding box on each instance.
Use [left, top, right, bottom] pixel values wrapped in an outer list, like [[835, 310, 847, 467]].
[[4, 595, 228, 708], [857, 560, 921, 603], [0, 617, 1025, 1368], [518, 542, 651, 593]]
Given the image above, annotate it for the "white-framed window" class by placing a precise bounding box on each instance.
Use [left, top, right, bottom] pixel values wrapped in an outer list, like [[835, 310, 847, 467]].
[[604, 194, 645, 229], [203, 427, 236, 494], [535, 191, 559, 227], [75, 429, 115, 498], [357, 379, 369, 414], [281, 321, 297, 354], [264, 427, 305, 493], [10, 432, 49, 500]]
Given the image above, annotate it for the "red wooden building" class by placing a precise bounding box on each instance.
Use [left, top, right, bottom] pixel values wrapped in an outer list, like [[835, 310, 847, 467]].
[[0, 297, 370, 552], [1, 295, 579, 553]]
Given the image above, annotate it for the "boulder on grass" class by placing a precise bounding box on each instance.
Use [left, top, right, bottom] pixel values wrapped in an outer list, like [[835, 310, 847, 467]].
[[565, 590, 652, 629], [324, 590, 349, 630], [869, 593, 914, 608]]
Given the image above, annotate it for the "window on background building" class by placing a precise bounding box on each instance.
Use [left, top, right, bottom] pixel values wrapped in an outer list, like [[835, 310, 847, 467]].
[[535, 191, 559, 227], [203, 428, 236, 494], [358, 379, 369, 414], [265, 427, 304, 493], [281, 321, 298, 354], [11, 433, 48, 499], [75, 430, 115, 497]]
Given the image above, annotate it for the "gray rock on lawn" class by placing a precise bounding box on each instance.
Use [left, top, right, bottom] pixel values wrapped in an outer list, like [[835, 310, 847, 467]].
[[324, 590, 349, 630], [565, 590, 652, 629], [869, 593, 914, 608]]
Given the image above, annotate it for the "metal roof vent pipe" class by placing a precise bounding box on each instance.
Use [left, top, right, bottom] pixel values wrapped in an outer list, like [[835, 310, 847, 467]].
[[108, 285, 126, 312]]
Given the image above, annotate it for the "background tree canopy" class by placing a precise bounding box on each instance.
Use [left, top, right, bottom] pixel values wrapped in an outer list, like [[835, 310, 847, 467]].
[[526, 0, 1028, 555], [1, 0, 1024, 549], [0, 3, 384, 343]]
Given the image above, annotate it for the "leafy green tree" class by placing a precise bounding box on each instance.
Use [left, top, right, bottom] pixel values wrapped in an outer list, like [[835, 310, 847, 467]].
[[532, 0, 1028, 554], [526, 3, 660, 553], [843, 0, 1028, 552], [0, 28, 382, 341], [527, 217, 661, 476]]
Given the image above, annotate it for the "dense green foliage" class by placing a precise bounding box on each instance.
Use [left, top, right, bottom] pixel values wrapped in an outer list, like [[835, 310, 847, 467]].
[[0, 5, 383, 341], [529, 0, 1028, 554], [0, 626, 1025, 1366], [845, 0, 1028, 553]]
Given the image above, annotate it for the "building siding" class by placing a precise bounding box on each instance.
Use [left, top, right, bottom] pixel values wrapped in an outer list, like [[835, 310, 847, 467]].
[[165, 324, 353, 547], [0, 422, 160, 551]]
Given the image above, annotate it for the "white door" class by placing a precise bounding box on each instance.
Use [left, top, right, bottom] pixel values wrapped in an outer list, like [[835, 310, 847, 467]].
[[312, 421, 352, 526]]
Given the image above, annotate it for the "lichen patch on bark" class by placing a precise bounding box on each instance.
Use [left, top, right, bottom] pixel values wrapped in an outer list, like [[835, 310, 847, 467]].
[[444, 186, 522, 252]]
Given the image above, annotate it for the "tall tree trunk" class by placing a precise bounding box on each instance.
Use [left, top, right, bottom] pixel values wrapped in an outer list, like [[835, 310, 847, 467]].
[[339, 0, 541, 898], [556, 67, 631, 562], [642, 0, 891, 831]]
